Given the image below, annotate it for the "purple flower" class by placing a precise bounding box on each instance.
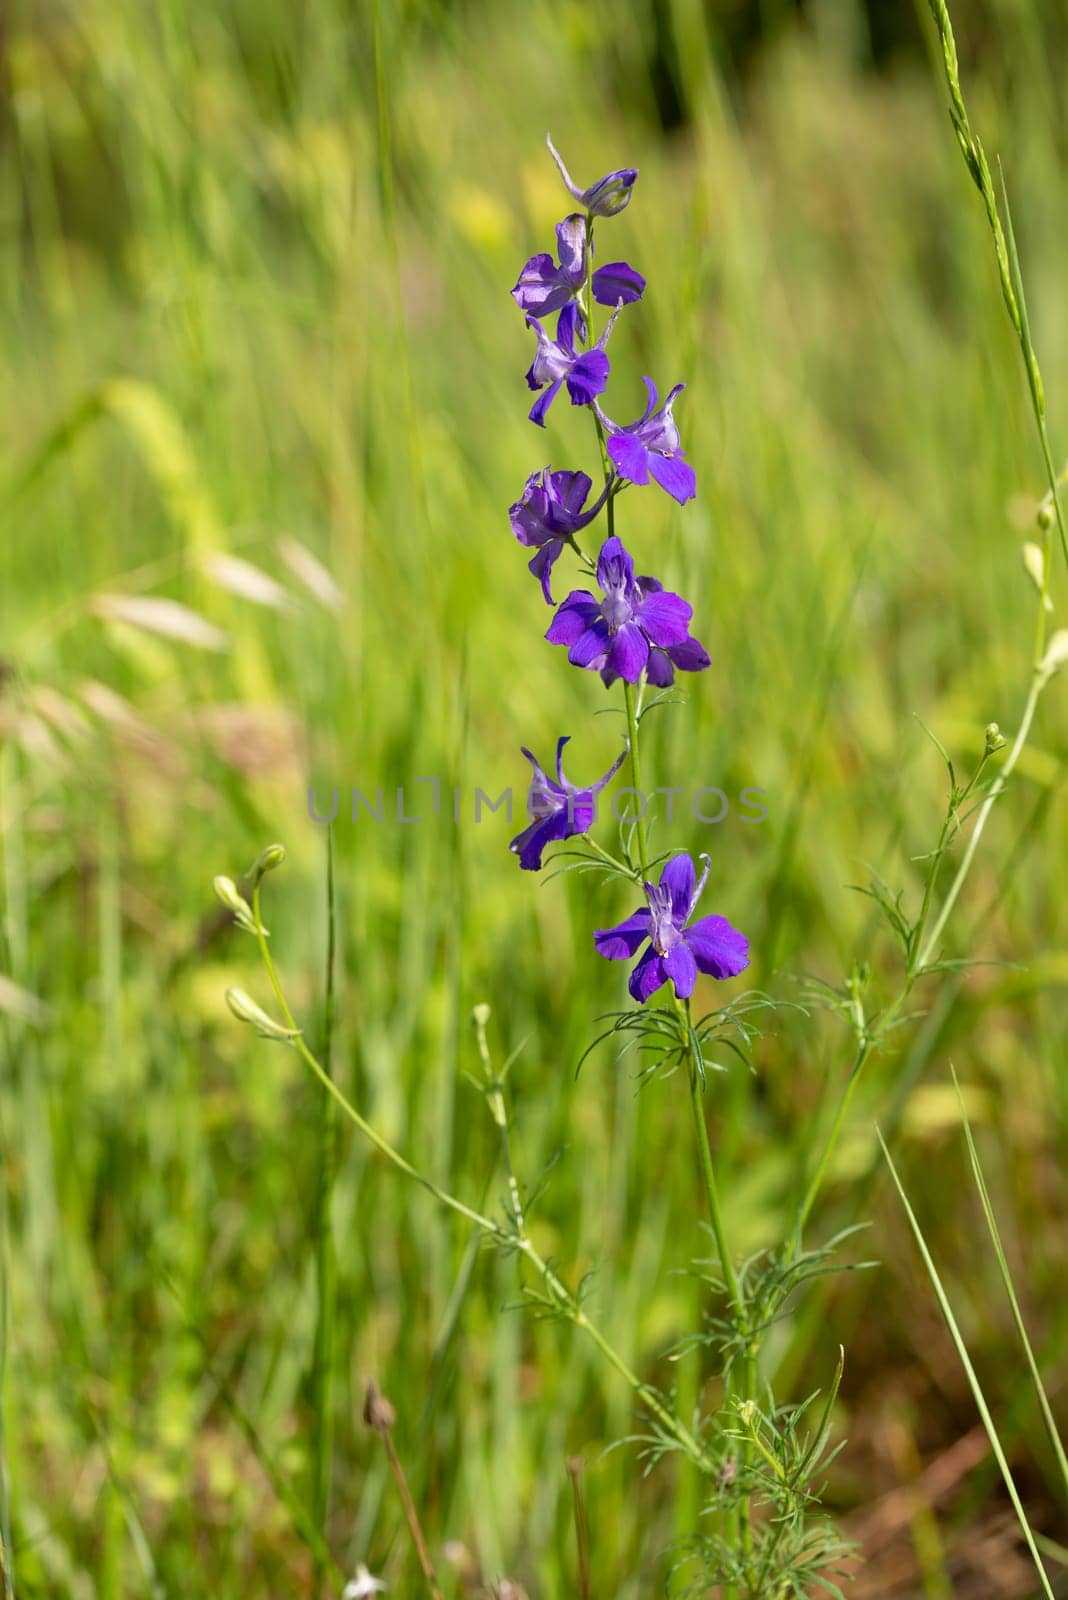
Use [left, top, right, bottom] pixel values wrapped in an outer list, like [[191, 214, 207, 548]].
[[512, 214, 645, 319], [545, 535, 709, 686], [594, 853, 749, 1003], [525, 303, 620, 427], [510, 736, 627, 871], [509, 467, 608, 604], [596, 379, 696, 505], [546, 133, 638, 218]]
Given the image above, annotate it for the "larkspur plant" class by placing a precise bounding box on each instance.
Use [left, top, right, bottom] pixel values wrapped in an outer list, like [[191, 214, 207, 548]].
[[218, 102, 1068, 1598]]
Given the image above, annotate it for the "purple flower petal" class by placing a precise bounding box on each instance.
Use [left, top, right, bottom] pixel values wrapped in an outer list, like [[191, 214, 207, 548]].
[[685, 916, 750, 980], [555, 470, 594, 516], [660, 855, 695, 921], [663, 940, 698, 999], [595, 535, 635, 592], [634, 588, 692, 647], [528, 541, 564, 604], [645, 647, 676, 687], [605, 620, 649, 683], [512, 256, 573, 317], [529, 379, 564, 427], [648, 451, 697, 504], [546, 592, 600, 645], [569, 620, 611, 669], [594, 910, 650, 960], [556, 301, 581, 356], [566, 348, 610, 406], [607, 431, 650, 486], [509, 809, 570, 871], [592, 262, 646, 306], [555, 214, 587, 284], [629, 945, 667, 1003], [667, 635, 711, 673]]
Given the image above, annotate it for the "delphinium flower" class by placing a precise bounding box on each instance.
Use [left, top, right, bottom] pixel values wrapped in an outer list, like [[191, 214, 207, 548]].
[[509, 736, 627, 870], [525, 302, 621, 426], [509, 467, 608, 603], [594, 854, 749, 1002], [545, 534, 709, 685], [512, 215, 645, 318], [594, 378, 696, 504]]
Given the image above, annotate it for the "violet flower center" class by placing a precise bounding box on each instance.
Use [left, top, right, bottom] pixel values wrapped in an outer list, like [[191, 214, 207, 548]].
[[602, 587, 633, 633], [647, 887, 681, 954]]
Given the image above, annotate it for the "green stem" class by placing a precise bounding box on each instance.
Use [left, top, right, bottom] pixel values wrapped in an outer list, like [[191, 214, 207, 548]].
[[622, 679, 649, 877], [793, 1042, 869, 1251], [250, 887, 714, 1476], [688, 1059, 743, 1319], [688, 1049, 751, 1585], [916, 667, 1045, 973]]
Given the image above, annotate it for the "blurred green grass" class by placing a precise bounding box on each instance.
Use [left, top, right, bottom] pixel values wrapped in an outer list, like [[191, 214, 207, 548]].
[[2, 0, 1068, 1594]]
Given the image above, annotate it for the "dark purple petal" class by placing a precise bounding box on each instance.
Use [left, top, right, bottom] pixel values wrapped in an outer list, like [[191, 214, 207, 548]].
[[660, 855, 695, 922], [663, 940, 698, 999], [635, 587, 692, 647], [629, 946, 667, 1003], [605, 621, 649, 683], [595, 535, 635, 593], [667, 635, 711, 673], [555, 214, 587, 284], [636, 574, 664, 594], [527, 542, 562, 603], [593, 909, 650, 960], [569, 620, 611, 669], [566, 349, 610, 406], [685, 916, 750, 980], [592, 261, 646, 306], [546, 592, 600, 645], [556, 301, 581, 356], [529, 379, 564, 427], [645, 647, 675, 687], [510, 810, 570, 871], [554, 470, 594, 517], [607, 431, 650, 486], [649, 451, 697, 504]]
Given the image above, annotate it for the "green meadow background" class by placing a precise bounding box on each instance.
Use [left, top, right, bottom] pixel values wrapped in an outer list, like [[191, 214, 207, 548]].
[[2, 1, 1067, 1594]]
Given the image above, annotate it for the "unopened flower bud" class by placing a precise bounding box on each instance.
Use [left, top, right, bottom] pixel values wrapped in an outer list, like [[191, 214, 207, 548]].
[[984, 722, 1006, 755], [471, 1002, 492, 1029], [1022, 542, 1054, 611], [225, 987, 299, 1041], [249, 842, 287, 886], [363, 1380, 396, 1433], [1038, 497, 1055, 531], [213, 875, 259, 934], [547, 133, 638, 218]]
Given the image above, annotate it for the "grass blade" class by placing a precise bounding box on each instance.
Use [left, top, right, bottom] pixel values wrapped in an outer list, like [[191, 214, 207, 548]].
[[950, 1067, 1068, 1506], [879, 1130, 1055, 1599]]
